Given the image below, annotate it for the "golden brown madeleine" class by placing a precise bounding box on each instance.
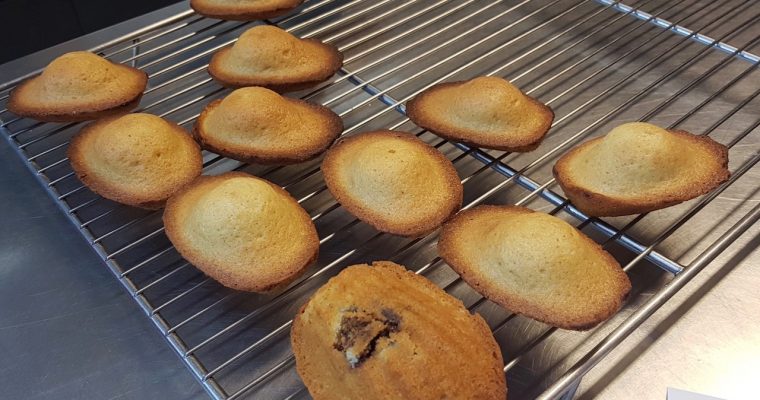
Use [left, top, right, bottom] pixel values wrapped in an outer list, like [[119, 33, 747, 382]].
[[439, 206, 631, 330], [194, 87, 342, 164], [406, 76, 553, 151], [292, 261, 506, 400], [163, 172, 318, 292], [321, 131, 463, 237], [191, 0, 303, 20], [8, 52, 147, 122], [208, 25, 343, 92], [68, 113, 202, 209], [553, 122, 730, 217]]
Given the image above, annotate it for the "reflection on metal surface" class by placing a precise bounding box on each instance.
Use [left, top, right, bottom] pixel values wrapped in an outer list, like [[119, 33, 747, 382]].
[[0, 0, 758, 399]]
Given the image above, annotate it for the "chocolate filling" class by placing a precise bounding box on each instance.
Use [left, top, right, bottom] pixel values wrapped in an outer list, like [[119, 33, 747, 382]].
[[333, 307, 401, 368]]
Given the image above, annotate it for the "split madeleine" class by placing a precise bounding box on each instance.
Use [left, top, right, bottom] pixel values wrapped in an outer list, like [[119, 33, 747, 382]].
[[292, 261, 506, 400]]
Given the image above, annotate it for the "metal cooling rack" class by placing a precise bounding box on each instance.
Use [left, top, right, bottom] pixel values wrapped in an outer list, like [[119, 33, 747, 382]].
[[1, 0, 759, 399]]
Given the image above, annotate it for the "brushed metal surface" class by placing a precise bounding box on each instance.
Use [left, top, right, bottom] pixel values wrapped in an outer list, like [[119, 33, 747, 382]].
[[0, 0, 757, 399], [0, 124, 206, 400]]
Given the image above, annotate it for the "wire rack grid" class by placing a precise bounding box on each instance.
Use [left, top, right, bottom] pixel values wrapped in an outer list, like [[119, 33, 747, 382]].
[[1, 0, 759, 399]]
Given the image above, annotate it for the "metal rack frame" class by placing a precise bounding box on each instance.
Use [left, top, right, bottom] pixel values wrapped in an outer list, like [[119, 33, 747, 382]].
[[1, 0, 758, 399]]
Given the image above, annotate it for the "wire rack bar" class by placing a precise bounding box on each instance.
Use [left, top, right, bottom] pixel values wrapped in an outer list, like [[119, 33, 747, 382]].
[[0, 8, 197, 91], [597, 0, 760, 63], [0, 127, 228, 399], [1, 1, 352, 127], [19, 0, 548, 219], [217, 3, 759, 397], [206, 49, 760, 400], [13, 0, 748, 344], [0, 0, 757, 399], [13, 0, 495, 169], [231, 108, 760, 395], [352, 0, 752, 141], [539, 201, 760, 399], [212, 179, 569, 392]]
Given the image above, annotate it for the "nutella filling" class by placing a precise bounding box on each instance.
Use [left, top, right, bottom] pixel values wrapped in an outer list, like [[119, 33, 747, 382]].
[[333, 307, 401, 368]]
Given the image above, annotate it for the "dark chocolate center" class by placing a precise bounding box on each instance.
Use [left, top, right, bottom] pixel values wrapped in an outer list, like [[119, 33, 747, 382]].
[[333, 307, 401, 368]]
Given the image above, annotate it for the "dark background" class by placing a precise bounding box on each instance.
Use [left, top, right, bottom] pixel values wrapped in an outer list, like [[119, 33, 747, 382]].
[[0, 0, 178, 65]]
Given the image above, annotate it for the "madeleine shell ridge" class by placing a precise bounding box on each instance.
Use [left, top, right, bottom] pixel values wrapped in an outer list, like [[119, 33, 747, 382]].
[[553, 122, 730, 217], [68, 113, 202, 209], [208, 25, 343, 92], [194, 87, 343, 164], [438, 205, 631, 330], [8, 51, 147, 122], [163, 172, 319, 292], [321, 130, 463, 237], [406, 76, 553, 151]]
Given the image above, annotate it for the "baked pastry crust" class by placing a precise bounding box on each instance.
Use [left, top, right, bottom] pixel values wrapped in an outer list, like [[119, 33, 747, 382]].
[[291, 261, 507, 400], [68, 113, 202, 209], [406, 76, 553, 151], [8, 51, 147, 122], [190, 0, 303, 20], [438, 205, 631, 330], [194, 87, 342, 164], [553, 122, 730, 217], [163, 172, 318, 292], [208, 25, 343, 92], [321, 131, 463, 237]]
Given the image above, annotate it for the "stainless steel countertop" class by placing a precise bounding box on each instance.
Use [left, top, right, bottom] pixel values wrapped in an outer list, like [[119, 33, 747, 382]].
[[1, 1, 758, 399], [0, 128, 204, 400], [0, 4, 202, 399]]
